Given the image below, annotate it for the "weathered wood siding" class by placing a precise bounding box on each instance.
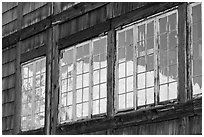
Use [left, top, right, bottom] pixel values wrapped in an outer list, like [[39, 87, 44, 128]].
[[2, 2, 202, 135], [2, 45, 17, 135]]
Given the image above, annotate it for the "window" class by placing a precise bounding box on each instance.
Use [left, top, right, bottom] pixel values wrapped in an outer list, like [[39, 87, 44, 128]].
[[59, 35, 107, 123], [21, 57, 46, 131], [189, 3, 202, 96], [116, 10, 178, 111]]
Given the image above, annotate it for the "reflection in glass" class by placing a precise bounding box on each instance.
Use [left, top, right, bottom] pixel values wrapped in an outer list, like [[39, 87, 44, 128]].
[[159, 16, 167, 33], [126, 28, 133, 46], [193, 76, 202, 95], [147, 21, 154, 37]]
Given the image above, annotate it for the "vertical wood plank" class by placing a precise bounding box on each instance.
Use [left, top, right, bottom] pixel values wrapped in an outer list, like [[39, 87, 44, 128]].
[[13, 2, 23, 134], [107, 29, 116, 116], [177, 3, 188, 103]]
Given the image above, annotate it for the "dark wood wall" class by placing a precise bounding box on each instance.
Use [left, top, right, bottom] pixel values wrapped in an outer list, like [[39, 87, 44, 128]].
[[2, 2, 202, 135]]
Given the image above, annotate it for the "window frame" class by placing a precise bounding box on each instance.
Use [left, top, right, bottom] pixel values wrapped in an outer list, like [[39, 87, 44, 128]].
[[115, 9, 178, 113], [20, 56, 46, 131], [58, 35, 108, 124]]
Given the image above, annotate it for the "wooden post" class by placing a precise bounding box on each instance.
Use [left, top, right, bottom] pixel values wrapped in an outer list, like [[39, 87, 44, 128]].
[[107, 29, 116, 117], [14, 2, 23, 134]]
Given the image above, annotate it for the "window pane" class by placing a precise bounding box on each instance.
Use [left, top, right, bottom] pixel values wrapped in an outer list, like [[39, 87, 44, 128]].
[[66, 106, 72, 120], [147, 37, 154, 50], [36, 61, 41, 75], [61, 93, 67, 107], [127, 76, 133, 92], [169, 31, 177, 50], [83, 44, 89, 56], [126, 60, 133, 76], [77, 46, 83, 59], [126, 28, 133, 46], [23, 67, 29, 78], [76, 89, 82, 103], [118, 31, 125, 48], [147, 54, 154, 71], [159, 84, 168, 102], [36, 75, 40, 87], [147, 21, 154, 37], [83, 57, 89, 73], [159, 16, 167, 33], [100, 83, 107, 98], [126, 92, 133, 108], [138, 24, 145, 41], [119, 78, 125, 94], [118, 47, 125, 62], [193, 59, 202, 76], [168, 49, 177, 66], [168, 13, 177, 31], [119, 94, 125, 109], [76, 104, 82, 118], [169, 65, 177, 82], [93, 41, 100, 55], [100, 53, 107, 68], [137, 73, 145, 89], [82, 102, 88, 117], [169, 82, 177, 100], [28, 64, 33, 77], [83, 73, 89, 87], [137, 89, 145, 106], [119, 63, 125, 78], [126, 44, 133, 61], [76, 75, 82, 89], [193, 22, 202, 42], [68, 78, 73, 91], [160, 34, 167, 50], [192, 4, 201, 24], [100, 68, 107, 83], [159, 67, 168, 84], [193, 76, 202, 95], [61, 79, 67, 93], [67, 92, 73, 105], [93, 55, 100, 70], [159, 50, 167, 67], [100, 38, 107, 53], [100, 98, 106, 113], [93, 85, 99, 100], [93, 100, 99, 115], [146, 88, 154, 104], [41, 59, 46, 73], [146, 71, 154, 87], [93, 70, 100, 85], [138, 41, 145, 54], [137, 56, 146, 73], [77, 61, 83, 74], [193, 41, 202, 60], [83, 88, 89, 102]]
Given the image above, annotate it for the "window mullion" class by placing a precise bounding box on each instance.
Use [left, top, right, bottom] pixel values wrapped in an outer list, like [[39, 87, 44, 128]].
[[115, 32, 119, 112], [31, 61, 36, 129], [89, 41, 93, 118], [72, 47, 77, 121], [133, 25, 137, 109]]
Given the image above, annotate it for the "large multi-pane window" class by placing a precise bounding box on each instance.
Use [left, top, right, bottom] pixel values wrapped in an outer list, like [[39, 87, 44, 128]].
[[59, 35, 107, 123], [21, 57, 46, 131], [189, 3, 202, 96], [116, 10, 178, 111]]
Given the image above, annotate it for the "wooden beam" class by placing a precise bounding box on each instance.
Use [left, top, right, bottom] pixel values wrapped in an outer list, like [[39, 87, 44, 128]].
[[177, 3, 188, 103], [107, 29, 116, 117], [58, 20, 111, 50]]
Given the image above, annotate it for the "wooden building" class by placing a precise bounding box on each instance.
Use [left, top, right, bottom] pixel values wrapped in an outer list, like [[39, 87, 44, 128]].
[[2, 2, 202, 135]]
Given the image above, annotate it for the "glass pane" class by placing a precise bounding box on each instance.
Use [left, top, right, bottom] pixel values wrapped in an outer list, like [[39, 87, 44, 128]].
[[127, 76, 133, 92], [66, 106, 72, 120], [138, 24, 145, 41], [146, 71, 154, 87], [22, 103, 32, 116], [193, 41, 202, 60], [61, 79, 67, 93], [146, 88, 154, 104], [100, 68, 107, 83], [160, 34, 167, 50], [169, 82, 177, 100], [77, 61, 83, 74], [36, 61, 41, 75], [82, 102, 88, 117], [169, 65, 177, 82], [147, 54, 154, 71], [119, 63, 125, 78], [93, 100, 99, 115], [93, 55, 100, 70], [118, 47, 125, 62], [169, 31, 177, 50], [100, 83, 107, 98], [100, 38, 106, 53], [28, 64, 33, 77], [138, 41, 145, 54], [28, 77, 33, 90], [68, 78, 73, 91], [147, 37, 154, 50], [126, 60, 133, 76], [67, 92, 73, 105], [147, 21, 154, 37], [41, 59, 46, 73], [137, 89, 145, 106], [118, 31, 125, 48], [193, 76, 202, 95], [61, 93, 67, 107], [126, 92, 133, 108], [41, 73, 45, 86], [159, 50, 167, 67], [83, 88, 89, 102], [83, 57, 89, 73], [168, 49, 177, 66], [76, 89, 82, 103], [93, 85, 99, 100], [35, 88, 42, 101], [23, 67, 29, 78], [159, 84, 168, 102], [192, 4, 201, 24], [93, 41, 100, 55], [76, 75, 82, 89], [100, 53, 107, 68], [100, 98, 106, 113], [76, 46, 83, 59], [168, 13, 177, 31], [126, 45, 133, 61], [61, 65, 68, 79], [159, 16, 167, 33], [93, 70, 100, 85], [22, 79, 28, 91], [36, 75, 40, 88], [119, 78, 125, 94], [126, 28, 133, 46], [68, 64, 73, 77], [76, 104, 82, 118], [83, 73, 89, 87], [137, 56, 146, 73], [67, 49, 73, 64], [119, 94, 125, 109], [83, 44, 89, 56], [159, 67, 168, 84], [60, 107, 66, 122], [137, 73, 145, 89], [193, 59, 202, 76], [193, 22, 202, 42]]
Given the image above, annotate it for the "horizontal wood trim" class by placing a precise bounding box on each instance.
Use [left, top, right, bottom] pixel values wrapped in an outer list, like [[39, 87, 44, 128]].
[[20, 45, 46, 63], [58, 20, 111, 50], [55, 97, 201, 135]]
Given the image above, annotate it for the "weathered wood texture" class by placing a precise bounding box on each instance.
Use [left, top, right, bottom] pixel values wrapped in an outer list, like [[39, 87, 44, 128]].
[[2, 45, 17, 135]]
